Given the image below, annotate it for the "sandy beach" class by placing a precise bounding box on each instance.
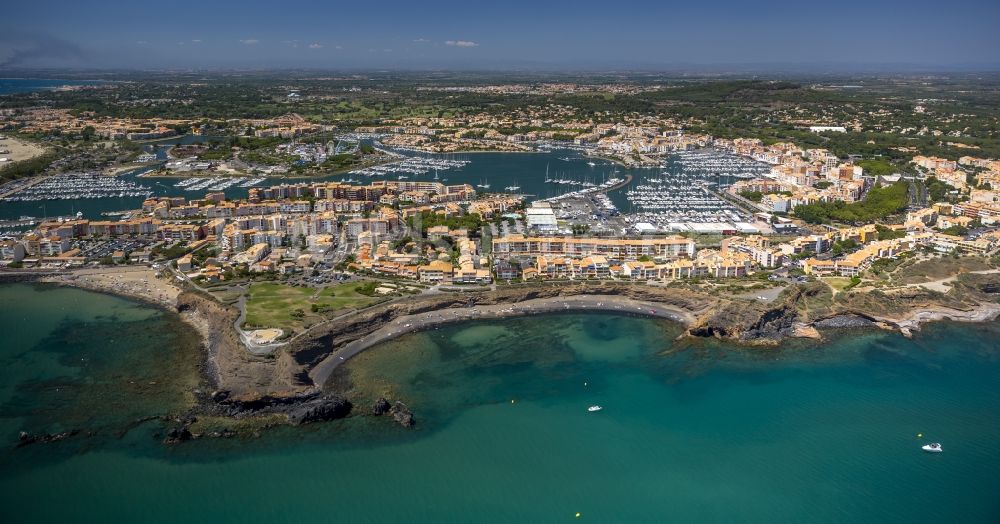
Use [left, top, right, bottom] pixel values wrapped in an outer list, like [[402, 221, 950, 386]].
[[0, 136, 46, 164], [40, 266, 181, 309]]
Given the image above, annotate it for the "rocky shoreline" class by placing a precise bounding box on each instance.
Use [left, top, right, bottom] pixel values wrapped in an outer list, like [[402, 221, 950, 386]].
[[5, 269, 1000, 441]]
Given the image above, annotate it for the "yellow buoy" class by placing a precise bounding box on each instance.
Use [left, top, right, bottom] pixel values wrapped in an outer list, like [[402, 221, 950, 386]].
[[917, 433, 923, 438], [511, 399, 515, 404], [575, 512, 581, 518]]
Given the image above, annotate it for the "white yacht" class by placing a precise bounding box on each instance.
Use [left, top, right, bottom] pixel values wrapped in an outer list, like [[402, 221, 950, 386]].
[[921, 443, 943, 453], [587, 405, 603, 412]]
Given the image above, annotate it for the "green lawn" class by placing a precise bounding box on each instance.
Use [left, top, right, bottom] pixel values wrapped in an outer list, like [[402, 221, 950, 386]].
[[315, 282, 384, 310], [822, 277, 854, 292], [243, 281, 383, 332]]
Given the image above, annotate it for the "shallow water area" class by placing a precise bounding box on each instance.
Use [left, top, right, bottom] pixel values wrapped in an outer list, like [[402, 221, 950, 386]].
[[1, 285, 998, 523]]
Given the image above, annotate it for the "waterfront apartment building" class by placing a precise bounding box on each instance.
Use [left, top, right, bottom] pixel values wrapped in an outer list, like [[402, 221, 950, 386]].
[[721, 236, 786, 268], [526, 250, 751, 281], [232, 243, 271, 265], [803, 238, 913, 277], [346, 218, 390, 240], [492, 235, 695, 262]]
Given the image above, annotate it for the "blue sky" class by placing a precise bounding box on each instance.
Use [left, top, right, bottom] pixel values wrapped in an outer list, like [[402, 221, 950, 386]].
[[1, 0, 998, 70]]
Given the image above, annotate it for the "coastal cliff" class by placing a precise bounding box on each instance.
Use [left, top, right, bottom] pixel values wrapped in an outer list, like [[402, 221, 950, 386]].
[[290, 277, 1000, 392], [8, 269, 999, 430], [176, 291, 305, 398], [290, 283, 806, 389]]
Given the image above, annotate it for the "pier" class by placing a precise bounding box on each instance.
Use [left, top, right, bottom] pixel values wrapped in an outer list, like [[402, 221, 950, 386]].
[[603, 173, 633, 192], [711, 187, 766, 215]]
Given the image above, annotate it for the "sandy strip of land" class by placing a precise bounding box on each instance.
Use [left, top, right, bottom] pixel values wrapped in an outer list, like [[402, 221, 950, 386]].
[[40, 266, 181, 309], [105, 163, 159, 176], [0, 136, 46, 163], [309, 295, 695, 387]]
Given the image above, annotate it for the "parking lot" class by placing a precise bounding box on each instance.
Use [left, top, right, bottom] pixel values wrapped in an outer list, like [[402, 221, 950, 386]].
[[76, 238, 155, 259], [552, 196, 628, 234]]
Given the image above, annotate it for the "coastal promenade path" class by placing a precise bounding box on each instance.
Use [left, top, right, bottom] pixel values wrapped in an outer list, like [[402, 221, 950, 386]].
[[308, 295, 695, 388], [900, 268, 1000, 293]]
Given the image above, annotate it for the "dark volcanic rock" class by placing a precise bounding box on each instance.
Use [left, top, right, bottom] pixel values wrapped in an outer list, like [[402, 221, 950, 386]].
[[210, 390, 230, 403], [389, 401, 415, 428], [979, 282, 1000, 294], [16, 429, 80, 447], [287, 394, 353, 425], [216, 390, 322, 417], [164, 427, 193, 444], [814, 315, 876, 329], [289, 282, 723, 379], [689, 285, 837, 344], [372, 397, 391, 415]]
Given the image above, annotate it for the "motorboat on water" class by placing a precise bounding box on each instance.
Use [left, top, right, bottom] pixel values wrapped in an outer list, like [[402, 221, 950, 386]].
[[921, 443, 943, 453], [587, 405, 603, 412]]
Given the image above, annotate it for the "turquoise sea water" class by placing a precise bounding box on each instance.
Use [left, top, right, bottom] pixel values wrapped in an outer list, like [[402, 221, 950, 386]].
[[1, 283, 998, 523]]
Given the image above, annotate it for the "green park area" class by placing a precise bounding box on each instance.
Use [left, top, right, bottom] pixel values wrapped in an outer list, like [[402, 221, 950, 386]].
[[243, 281, 385, 333], [793, 182, 909, 225]]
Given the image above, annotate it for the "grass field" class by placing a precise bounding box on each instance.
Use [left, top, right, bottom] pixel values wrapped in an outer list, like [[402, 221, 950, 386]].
[[243, 281, 384, 332], [822, 277, 854, 292]]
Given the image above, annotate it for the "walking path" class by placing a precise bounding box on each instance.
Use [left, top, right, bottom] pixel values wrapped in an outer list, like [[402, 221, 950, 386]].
[[309, 295, 695, 387], [901, 269, 1000, 293]]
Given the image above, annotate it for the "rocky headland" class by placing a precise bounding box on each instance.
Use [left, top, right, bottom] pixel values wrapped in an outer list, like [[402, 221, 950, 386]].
[[6, 268, 1000, 437]]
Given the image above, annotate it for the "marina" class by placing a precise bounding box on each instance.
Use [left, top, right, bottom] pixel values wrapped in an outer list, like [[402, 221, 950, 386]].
[[172, 176, 266, 192], [667, 149, 773, 179], [541, 176, 627, 204], [0, 145, 772, 223], [348, 156, 471, 178], [625, 182, 747, 224], [0, 173, 153, 202], [619, 149, 771, 229]]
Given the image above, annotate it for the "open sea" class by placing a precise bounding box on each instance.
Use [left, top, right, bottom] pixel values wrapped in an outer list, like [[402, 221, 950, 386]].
[[0, 78, 106, 95], [1, 282, 998, 523]]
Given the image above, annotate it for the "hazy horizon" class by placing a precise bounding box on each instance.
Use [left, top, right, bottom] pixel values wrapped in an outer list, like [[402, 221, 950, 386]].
[[2, 0, 999, 72]]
